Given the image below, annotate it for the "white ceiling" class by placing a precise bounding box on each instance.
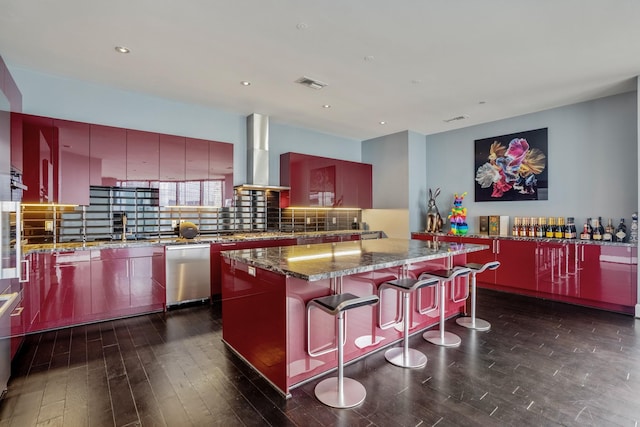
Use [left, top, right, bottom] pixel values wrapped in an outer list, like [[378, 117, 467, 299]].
[[1, 0, 639, 141]]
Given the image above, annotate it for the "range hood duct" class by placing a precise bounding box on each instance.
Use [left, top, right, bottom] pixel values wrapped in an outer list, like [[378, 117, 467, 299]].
[[236, 113, 289, 191]]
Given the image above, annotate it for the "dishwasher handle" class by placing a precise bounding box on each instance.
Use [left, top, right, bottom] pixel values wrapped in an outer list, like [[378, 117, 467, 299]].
[[166, 244, 211, 251]]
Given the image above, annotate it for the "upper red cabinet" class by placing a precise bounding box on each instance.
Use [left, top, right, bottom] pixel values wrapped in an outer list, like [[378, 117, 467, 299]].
[[126, 130, 159, 187], [19, 114, 55, 203], [209, 141, 234, 206], [53, 119, 91, 205], [280, 152, 372, 208], [90, 124, 127, 187]]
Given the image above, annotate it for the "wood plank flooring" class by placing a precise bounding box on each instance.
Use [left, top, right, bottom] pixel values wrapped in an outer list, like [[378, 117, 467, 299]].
[[1, 289, 639, 426]]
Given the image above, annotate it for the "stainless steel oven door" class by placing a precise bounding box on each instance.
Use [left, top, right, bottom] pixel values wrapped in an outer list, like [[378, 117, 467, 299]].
[[0, 201, 20, 280]]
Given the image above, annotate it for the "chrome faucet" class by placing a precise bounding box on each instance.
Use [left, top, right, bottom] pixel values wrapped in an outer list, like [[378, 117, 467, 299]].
[[121, 213, 127, 242]]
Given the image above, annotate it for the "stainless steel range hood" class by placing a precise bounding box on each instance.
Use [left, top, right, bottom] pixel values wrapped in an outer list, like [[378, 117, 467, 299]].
[[235, 113, 289, 191]]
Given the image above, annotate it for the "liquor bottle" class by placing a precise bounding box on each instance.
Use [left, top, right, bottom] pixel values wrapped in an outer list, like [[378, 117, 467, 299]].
[[554, 217, 565, 239], [537, 217, 546, 238], [592, 218, 602, 240], [615, 218, 627, 242], [564, 217, 577, 239], [597, 217, 605, 238], [630, 213, 638, 243], [603, 218, 614, 242], [521, 217, 528, 237], [512, 217, 520, 237], [546, 217, 556, 238], [586, 218, 593, 237], [528, 217, 537, 238], [580, 223, 591, 240]]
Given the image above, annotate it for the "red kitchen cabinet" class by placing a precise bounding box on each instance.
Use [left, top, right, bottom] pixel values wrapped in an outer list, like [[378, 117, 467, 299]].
[[10, 294, 24, 359], [22, 253, 41, 333], [579, 244, 635, 308], [53, 119, 91, 205], [211, 239, 297, 295], [159, 134, 185, 205], [209, 141, 234, 206], [10, 113, 23, 173], [126, 130, 159, 187], [459, 236, 496, 283], [19, 114, 56, 203], [537, 241, 579, 297], [280, 152, 372, 208], [90, 124, 127, 187], [129, 247, 165, 309]]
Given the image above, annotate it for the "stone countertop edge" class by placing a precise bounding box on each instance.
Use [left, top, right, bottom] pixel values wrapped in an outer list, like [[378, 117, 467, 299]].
[[412, 232, 637, 247], [221, 239, 489, 282], [21, 230, 384, 254]]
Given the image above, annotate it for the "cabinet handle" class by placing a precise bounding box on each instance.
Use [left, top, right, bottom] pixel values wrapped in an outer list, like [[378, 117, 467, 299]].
[[10, 306, 24, 317], [495, 240, 500, 254], [20, 259, 29, 283]]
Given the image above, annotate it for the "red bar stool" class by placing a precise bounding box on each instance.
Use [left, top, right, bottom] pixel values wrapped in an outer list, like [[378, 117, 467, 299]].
[[421, 267, 472, 347], [307, 293, 380, 408], [379, 276, 439, 368], [456, 261, 500, 331]]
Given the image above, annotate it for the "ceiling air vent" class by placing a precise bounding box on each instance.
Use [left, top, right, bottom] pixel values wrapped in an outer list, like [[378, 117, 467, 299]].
[[443, 115, 469, 123], [295, 76, 328, 90]]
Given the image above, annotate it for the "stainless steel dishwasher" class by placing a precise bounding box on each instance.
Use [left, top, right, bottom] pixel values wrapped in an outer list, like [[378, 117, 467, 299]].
[[165, 244, 211, 307]]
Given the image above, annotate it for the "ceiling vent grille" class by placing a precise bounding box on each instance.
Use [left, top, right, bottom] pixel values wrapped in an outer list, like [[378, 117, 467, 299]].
[[295, 76, 328, 90], [443, 115, 469, 123]]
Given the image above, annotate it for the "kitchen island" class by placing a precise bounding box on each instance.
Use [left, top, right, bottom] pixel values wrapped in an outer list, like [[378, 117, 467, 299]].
[[220, 238, 488, 396]]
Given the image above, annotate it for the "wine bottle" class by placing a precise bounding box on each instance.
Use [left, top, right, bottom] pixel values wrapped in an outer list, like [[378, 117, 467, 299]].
[[520, 217, 529, 237], [537, 217, 546, 238], [554, 217, 564, 239], [586, 218, 593, 237], [615, 218, 627, 242], [592, 218, 602, 240], [597, 216, 605, 238], [512, 217, 520, 237], [564, 217, 577, 239], [603, 218, 614, 242], [546, 217, 555, 238], [528, 217, 537, 238]]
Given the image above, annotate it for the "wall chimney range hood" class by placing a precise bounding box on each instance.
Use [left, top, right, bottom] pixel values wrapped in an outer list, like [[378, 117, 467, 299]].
[[235, 113, 289, 191]]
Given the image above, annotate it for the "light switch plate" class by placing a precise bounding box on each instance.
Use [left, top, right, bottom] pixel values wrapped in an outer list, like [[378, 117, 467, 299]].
[[45, 220, 53, 231], [248, 266, 256, 277]]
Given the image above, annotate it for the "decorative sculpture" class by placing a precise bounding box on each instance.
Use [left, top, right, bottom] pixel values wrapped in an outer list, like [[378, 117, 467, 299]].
[[426, 188, 443, 233], [448, 192, 469, 235]]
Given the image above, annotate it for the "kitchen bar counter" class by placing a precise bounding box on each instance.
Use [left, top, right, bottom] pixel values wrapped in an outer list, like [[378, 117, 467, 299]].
[[220, 238, 488, 396], [412, 231, 637, 247]]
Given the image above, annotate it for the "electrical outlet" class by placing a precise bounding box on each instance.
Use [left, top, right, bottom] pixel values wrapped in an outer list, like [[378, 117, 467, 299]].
[[306, 217, 311, 224], [45, 220, 53, 231], [171, 220, 177, 228], [332, 217, 336, 224]]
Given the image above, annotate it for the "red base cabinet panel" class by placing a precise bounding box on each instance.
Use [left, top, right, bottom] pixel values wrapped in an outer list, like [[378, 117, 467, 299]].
[[579, 244, 635, 311]]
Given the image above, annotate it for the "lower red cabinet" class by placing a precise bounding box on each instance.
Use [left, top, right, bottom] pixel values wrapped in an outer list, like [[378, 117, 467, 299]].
[[579, 244, 634, 307]]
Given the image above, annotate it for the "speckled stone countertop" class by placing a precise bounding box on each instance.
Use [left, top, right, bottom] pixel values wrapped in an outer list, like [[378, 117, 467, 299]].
[[221, 238, 489, 281], [412, 232, 637, 247], [21, 230, 383, 254]]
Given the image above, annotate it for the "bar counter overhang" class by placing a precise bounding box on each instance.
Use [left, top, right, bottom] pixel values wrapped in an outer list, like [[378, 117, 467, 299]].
[[220, 238, 489, 397]]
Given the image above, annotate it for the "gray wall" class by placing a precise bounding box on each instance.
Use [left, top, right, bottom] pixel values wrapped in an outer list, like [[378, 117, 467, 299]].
[[424, 91, 638, 233]]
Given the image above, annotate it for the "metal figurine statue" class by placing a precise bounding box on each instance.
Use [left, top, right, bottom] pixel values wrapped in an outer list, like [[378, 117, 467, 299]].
[[426, 188, 443, 233]]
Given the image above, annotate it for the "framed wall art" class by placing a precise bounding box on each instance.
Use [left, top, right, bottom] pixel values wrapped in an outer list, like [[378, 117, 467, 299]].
[[474, 127, 548, 202]]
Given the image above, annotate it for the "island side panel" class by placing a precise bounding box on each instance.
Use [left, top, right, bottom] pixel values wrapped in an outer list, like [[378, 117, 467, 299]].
[[221, 257, 288, 394]]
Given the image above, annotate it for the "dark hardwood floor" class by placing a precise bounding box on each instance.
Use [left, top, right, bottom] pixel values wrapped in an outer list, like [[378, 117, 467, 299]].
[[1, 289, 639, 427]]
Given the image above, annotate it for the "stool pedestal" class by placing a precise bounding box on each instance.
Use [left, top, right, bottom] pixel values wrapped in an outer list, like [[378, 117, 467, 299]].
[[422, 268, 471, 348], [455, 261, 499, 331]]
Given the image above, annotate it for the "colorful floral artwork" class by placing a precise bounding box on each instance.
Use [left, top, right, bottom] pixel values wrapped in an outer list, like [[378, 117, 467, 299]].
[[474, 128, 548, 201]]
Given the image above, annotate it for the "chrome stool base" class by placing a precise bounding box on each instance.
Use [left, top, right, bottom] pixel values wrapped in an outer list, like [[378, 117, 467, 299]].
[[314, 377, 366, 408], [423, 330, 461, 347], [384, 347, 427, 368], [456, 316, 491, 331]]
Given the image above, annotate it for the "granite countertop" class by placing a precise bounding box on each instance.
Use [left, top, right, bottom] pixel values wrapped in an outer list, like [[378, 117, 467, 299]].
[[21, 230, 384, 253], [412, 231, 637, 247], [221, 238, 489, 281]]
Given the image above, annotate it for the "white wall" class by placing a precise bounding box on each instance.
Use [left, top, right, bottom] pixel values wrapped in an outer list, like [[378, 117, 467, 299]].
[[425, 91, 638, 233]]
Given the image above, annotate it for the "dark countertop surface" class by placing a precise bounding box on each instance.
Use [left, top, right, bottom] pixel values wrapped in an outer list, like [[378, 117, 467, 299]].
[[221, 238, 489, 281]]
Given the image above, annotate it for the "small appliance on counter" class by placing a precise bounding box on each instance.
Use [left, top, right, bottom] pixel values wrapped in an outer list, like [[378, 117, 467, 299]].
[[179, 221, 199, 239]]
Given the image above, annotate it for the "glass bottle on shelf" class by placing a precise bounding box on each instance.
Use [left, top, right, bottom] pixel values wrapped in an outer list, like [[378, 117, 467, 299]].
[[597, 216, 605, 238], [615, 218, 627, 242], [536, 217, 546, 238], [586, 218, 593, 237], [580, 222, 591, 240], [554, 217, 564, 239], [546, 217, 556, 238], [528, 217, 537, 237], [592, 218, 602, 240], [512, 217, 520, 237], [520, 217, 529, 237], [564, 217, 577, 239], [603, 218, 614, 241]]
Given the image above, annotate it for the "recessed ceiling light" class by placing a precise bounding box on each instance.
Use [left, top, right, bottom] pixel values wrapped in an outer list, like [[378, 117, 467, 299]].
[[241, 81, 251, 86], [322, 104, 331, 108], [114, 46, 130, 54], [379, 121, 386, 125]]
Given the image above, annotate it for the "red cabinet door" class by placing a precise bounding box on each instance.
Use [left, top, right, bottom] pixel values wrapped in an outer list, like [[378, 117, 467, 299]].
[[126, 130, 159, 187], [459, 236, 497, 284], [53, 119, 91, 205], [20, 114, 56, 203], [494, 239, 537, 291], [90, 124, 127, 187], [10, 112, 23, 173], [91, 254, 130, 315], [209, 141, 234, 207], [159, 134, 185, 205], [580, 244, 634, 306], [537, 241, 579, 297]]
